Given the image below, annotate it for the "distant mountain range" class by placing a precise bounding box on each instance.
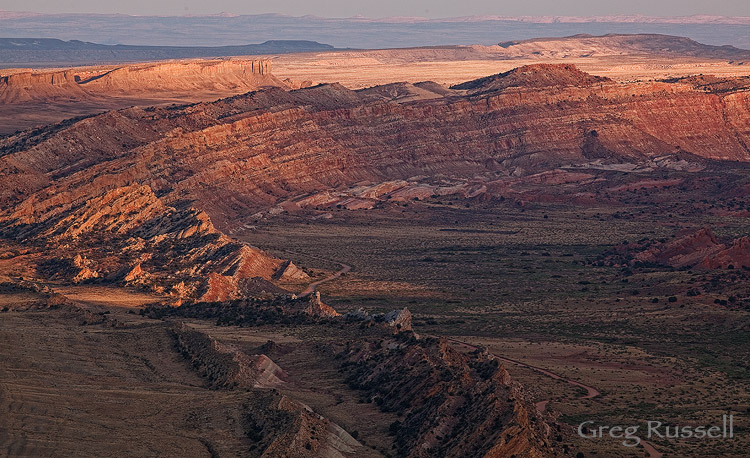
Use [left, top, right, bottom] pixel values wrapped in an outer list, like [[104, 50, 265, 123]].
[[0, 12, 748, 51], [0, 39, 334, 67], [340, 15, 750, 25]]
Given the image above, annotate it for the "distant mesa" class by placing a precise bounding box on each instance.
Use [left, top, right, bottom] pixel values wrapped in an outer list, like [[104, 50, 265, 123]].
[[0, 69, 86, 103], [497, 33, 750, 60], [1, 12, 749, 49], [0, 38, 336, 66], [0, 58, 283, 107]]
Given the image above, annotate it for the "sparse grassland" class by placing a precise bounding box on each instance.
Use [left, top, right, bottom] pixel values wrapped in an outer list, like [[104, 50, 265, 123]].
[[241, 196, 750, 457]]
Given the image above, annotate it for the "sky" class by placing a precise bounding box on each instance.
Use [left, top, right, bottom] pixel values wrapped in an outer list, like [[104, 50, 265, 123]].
[[1, 0, 748, 18]]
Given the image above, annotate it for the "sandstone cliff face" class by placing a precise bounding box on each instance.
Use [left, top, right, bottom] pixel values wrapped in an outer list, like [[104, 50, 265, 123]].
[[80, 59, 276, 95], [2, 65, 748, 232], [0, 59, 278, 105], [0, 70, 88, 103]]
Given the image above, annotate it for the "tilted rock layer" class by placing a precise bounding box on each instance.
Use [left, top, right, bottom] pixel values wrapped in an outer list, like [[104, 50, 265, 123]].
[[633, 227, 750, 269], [171, 322, 363, 458], [340, 337, 553, 457], [1, 64, 748, 294], [2, 64, 749, 231]]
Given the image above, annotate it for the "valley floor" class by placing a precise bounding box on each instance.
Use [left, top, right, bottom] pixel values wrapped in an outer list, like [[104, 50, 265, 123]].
[[240, 200, 750, 457]]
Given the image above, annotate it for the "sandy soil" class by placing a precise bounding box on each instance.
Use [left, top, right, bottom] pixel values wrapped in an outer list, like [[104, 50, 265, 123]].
[[273, 53, 750, 88], [55, 285, 166, 309], [0, 310, 254, 457]]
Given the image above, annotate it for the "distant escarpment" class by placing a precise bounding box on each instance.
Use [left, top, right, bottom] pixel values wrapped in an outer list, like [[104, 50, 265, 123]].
[[0, 57, 291, 134], [0, 38, 335, 66], [0, 58, 279, 104], [0, 69, 87, 103], [78, 59, 273, 94], [497, 34, 750, 61]]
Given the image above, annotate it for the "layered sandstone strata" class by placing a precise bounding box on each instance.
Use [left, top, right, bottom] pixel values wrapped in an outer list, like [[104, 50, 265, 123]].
[[0, 58, 279, 104], [1, 64, 748, 295], [3, 65, 749, 229]]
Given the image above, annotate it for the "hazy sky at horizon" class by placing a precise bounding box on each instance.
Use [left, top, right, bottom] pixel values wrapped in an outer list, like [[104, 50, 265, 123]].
[[1, 0, 748, 18]]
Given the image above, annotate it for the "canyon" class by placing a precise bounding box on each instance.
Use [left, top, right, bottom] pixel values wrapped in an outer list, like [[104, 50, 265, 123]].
[[1, 33, 749, 458], [1, 60, 748, 324]]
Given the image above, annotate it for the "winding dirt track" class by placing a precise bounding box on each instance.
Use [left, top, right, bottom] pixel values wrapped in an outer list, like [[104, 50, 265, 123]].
[[447, 338, 662, 457], [299, 262, 351, 297], [447, 338, 601, 399], [641, 441, 663, 458], [494, 352, 601, 399], [277, 249, 352, 298], [275, 249, 661, 457]]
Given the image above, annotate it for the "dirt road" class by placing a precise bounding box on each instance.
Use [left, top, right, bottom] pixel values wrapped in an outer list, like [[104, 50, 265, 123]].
[[299, 262, 351, 297], [447, 338, 601, 400], [447, 337, 663, 457]]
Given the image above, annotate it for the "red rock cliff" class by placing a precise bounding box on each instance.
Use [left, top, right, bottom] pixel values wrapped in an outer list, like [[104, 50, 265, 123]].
[[3, 65, 748, 229]]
